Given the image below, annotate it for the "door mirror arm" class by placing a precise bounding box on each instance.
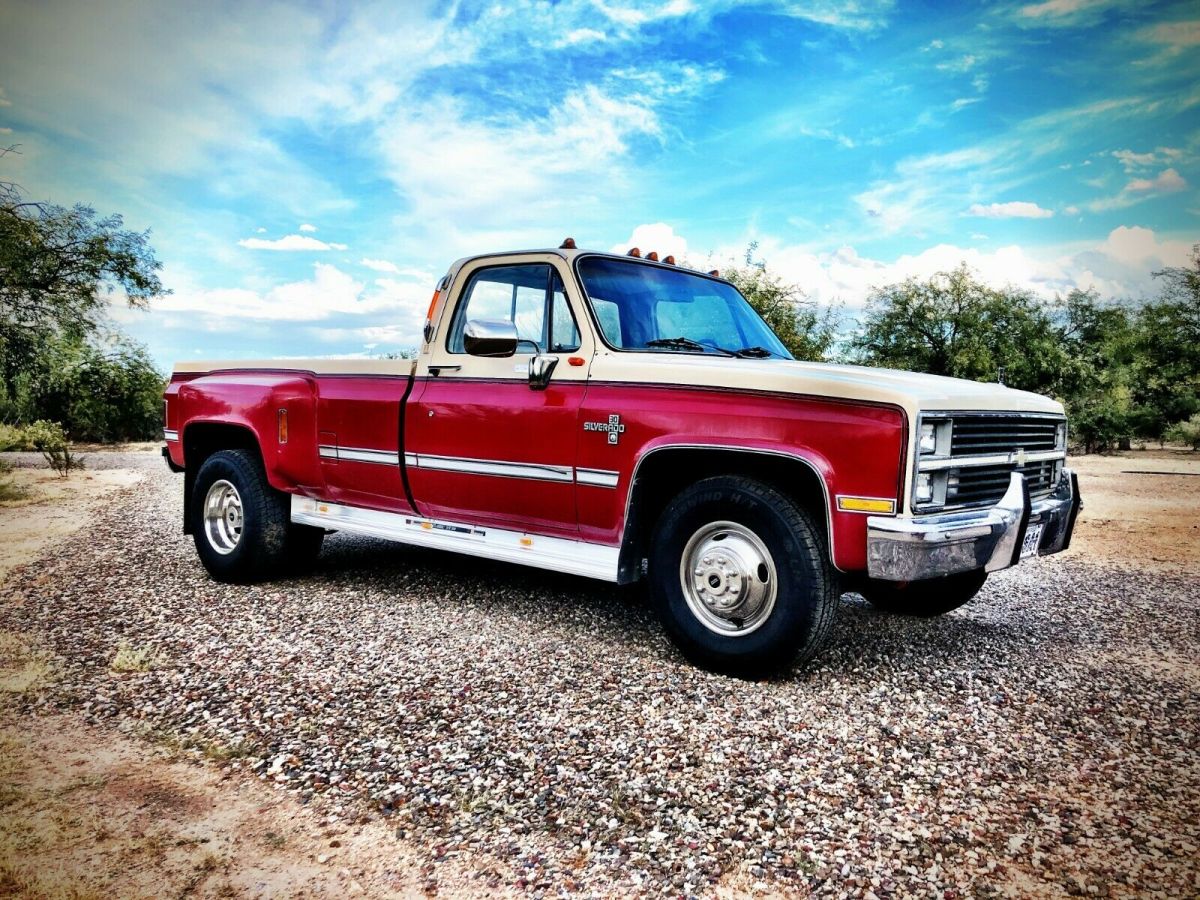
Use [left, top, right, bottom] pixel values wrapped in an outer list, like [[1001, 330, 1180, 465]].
[[528, 354, 559, 391]]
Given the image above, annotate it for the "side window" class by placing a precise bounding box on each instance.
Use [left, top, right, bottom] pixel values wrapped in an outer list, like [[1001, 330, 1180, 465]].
[[449, 264, 581, 354], [591, 297, 622, 346], [550, 271, 580, 352]]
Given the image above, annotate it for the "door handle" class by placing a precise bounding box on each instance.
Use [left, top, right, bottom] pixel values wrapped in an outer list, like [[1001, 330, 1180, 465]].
[[428, 364, 461, 376]]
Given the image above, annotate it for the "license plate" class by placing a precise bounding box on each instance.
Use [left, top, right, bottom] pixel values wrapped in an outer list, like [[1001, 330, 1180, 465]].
[[1020, 522, 1044, 560]]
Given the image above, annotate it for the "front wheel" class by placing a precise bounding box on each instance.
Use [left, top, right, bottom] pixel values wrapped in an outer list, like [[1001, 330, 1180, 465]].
[[857, 570, 987, 617], [649, 476, 837, 677]]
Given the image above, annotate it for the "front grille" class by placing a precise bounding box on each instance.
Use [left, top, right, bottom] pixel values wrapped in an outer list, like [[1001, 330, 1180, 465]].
[[951, 459, 1058, 506], [950, 415, 1060, 455], [916, 413, 1066, 511]]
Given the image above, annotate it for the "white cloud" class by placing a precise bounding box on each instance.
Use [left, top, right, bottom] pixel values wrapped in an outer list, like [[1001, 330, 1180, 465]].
[[1126, 167, 1186, 194], [966, 201, 1054, 219], [298, 223, 317, 232], [154, 263, 424, 326], [711, 225, 1193, 311], [237, 234, 348, 251], [554, 28, 607, 47], [1016, 0, 1123, 26], [374, 85, 661, 249], [1112, 146, 1182, 172], [255, 227, 267, 233], [1088, 167, 1188, 211], [360, 258, 400, 274], [610, 223, 689, 260]]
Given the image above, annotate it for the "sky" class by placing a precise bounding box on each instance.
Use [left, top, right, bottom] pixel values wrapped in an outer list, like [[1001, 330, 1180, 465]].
[[0, 0, 1197, 367]]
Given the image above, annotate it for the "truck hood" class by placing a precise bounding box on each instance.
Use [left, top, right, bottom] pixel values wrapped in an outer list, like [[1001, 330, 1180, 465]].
[[588, 353, 1065, 420]]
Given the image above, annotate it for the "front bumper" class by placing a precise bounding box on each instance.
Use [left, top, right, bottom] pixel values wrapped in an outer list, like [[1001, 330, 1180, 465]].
[[865, 468, 1081, 582]]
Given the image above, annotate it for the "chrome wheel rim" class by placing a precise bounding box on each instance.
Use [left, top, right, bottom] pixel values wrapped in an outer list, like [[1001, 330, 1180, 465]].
[[679, 520, 778, 636], [203, 479, 243, 555]]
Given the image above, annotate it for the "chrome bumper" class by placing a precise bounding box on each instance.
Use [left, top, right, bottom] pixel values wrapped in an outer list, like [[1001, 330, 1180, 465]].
[[865, 468, 1081, 582]]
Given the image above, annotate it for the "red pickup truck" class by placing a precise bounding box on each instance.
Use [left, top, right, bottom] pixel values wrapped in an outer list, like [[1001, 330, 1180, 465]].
[[163, 240, 1080, 674]]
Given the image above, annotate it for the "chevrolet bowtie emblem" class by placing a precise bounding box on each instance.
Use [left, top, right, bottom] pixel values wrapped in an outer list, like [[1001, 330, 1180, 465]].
[[1011, 447, 1026, 467], [583, 414, 626, 445]]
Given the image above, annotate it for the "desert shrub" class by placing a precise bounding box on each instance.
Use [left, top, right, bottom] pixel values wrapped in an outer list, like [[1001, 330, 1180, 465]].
[[1166, 414, 1200, 450], [25, 420, 82, 476], [0, 423, 35, 451], [0, 458, 26, 501]]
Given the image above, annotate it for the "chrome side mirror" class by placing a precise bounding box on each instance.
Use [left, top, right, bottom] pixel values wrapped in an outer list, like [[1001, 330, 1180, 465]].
[[528, 354, 559, 391], [464, 318, 518, 358]]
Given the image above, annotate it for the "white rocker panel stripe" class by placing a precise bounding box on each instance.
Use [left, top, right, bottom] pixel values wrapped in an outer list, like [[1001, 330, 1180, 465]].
[[291, 496, 620, 582], [409, 453, 574, 483], [575, 467, 619, 488]]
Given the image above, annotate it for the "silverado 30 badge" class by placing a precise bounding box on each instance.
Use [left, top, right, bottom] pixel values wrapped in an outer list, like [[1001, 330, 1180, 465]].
[[584, 414, 626, 445]]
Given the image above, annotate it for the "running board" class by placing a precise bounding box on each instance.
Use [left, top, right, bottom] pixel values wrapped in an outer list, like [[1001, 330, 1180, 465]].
[[290, 496, 620, 582]]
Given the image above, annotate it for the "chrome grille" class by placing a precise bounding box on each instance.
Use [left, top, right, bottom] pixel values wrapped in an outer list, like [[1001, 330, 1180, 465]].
[[915, 412, 1066, 512], [952, 459, 1059, 505], [950, 415, 1060, 455]]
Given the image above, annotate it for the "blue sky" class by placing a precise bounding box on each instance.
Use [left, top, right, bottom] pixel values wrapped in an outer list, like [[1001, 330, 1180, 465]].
[[0, 0, 1197, 366]]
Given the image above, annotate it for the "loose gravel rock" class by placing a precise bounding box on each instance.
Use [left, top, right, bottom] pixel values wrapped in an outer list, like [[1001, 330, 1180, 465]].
[[3, 453, 1198, 897]]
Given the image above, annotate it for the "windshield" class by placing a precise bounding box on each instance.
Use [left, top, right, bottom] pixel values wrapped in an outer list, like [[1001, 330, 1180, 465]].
[[576, 257, 792, 359]]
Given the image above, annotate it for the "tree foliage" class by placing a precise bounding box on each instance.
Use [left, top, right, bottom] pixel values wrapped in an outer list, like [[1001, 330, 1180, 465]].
[[723, 244, 838, 361], [0, 155, 168, 440], [846, 252, 1200, 452]]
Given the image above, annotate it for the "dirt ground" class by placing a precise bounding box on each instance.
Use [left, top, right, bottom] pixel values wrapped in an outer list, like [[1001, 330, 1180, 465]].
[[1063, 449, 1199, 573], [0, 449, 1196, 898]]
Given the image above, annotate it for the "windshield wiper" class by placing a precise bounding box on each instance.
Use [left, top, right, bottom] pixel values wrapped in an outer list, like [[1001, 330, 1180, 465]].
[[644, 337, 735, 357], [731, 346, 776, 358]]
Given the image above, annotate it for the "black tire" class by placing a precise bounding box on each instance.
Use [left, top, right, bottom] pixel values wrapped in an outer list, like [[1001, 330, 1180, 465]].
[[858, 570, 987, 617], [191, 449, 299, 582], [649, 476, 837, 677]]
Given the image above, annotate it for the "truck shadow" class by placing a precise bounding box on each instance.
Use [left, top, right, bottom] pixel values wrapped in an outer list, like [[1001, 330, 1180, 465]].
[[313, 532, 1031, 681]]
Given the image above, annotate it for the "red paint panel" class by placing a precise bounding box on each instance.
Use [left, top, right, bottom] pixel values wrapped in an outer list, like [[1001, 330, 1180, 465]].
[[576, 383, 906, 571], [173, 372, 324, 493], [406, 378, 584, 536], [314, 376, 411, 512]]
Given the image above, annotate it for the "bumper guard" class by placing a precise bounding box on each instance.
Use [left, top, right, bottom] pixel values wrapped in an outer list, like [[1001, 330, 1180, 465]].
[[866, 468, 1081, 582]]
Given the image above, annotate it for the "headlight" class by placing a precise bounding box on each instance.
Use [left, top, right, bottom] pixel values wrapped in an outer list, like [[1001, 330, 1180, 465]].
[[919, 422, 937, 454], [915, 472, 934, 504], [1056, 421, 1067, 450]]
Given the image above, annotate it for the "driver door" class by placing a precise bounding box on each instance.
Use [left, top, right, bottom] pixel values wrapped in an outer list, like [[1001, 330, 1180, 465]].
[[405, 254, 591, 537]]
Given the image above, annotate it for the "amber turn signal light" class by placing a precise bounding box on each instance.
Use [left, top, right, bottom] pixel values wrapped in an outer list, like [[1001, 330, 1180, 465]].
[[277, 408, 288, 444]]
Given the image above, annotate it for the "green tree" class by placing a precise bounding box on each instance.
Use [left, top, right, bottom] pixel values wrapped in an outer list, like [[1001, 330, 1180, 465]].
[[722, 244, 838, 361], [1131, 244, 1200, 438], [1, 154, 167, 440], [849, 265, 1072, 393]]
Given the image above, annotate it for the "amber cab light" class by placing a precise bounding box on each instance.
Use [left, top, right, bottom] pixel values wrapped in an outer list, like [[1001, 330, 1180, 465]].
[[627, 247, 641, 257], [559, 237, 577, 249]]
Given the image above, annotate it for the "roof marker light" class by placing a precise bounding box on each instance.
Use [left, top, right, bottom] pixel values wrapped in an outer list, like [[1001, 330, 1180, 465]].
[[559, 237, 576, 249], [708, 269, 720, 276], [627, 247, 641, 257], [646, 251, 659, 261], [663, 255, 676, 265]]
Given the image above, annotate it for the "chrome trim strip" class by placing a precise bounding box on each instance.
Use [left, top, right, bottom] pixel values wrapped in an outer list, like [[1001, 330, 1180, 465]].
[[291, 496, 620, 582], [918, 449, 1065, 471], [576, 468, 620, 488], [319, 445, 399, 465], [163, 429, 179, 442], [410, 453, 574, 483], [403, 452, 419, 466]]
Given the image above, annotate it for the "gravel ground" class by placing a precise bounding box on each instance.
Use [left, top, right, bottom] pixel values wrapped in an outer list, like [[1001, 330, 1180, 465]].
[[3, 452, 1198, 897]]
